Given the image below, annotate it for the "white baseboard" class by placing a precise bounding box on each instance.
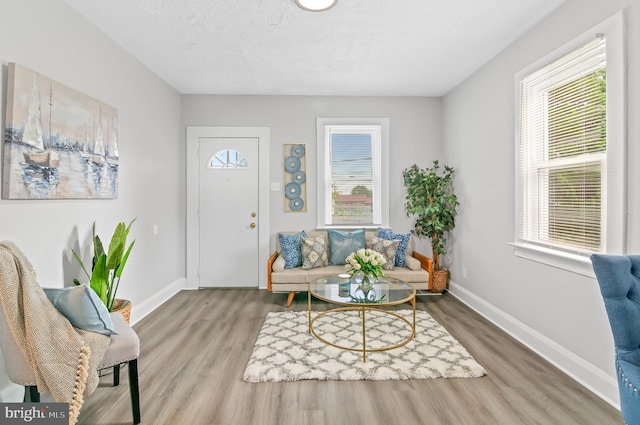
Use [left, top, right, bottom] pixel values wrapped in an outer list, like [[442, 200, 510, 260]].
[[129, 278, 186, 325], [448, 280, 620, 410]]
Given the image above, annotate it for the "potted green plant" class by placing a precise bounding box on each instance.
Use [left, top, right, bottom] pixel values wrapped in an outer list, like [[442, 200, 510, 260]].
[[402, 160, 458, 292], [72, 219, 136, 320]]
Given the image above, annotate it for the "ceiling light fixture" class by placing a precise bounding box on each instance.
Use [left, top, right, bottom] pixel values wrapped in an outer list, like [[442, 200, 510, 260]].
[[295, 0, 337, 12]]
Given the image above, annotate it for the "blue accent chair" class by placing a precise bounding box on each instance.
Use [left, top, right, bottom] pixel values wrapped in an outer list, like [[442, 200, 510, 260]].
[[591, 254, 640, 425]]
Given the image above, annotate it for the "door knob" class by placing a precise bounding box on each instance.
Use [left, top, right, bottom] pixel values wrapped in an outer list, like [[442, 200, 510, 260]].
[[251, 212, 257, 217], [250, 223, 256, 228]]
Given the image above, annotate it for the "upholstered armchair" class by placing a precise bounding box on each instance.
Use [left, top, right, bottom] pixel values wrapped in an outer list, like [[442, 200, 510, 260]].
[[0, 242, 140, 424], [0, 300, 141, 424], [591, 254, 640, 425]]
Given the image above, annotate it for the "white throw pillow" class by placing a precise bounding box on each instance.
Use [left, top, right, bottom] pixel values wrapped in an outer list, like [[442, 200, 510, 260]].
[[272, 254, 286, 272], [404, 255, 422, 271]]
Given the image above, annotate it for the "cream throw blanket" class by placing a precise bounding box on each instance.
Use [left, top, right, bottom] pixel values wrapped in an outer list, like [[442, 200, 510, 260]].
[[0, 242, 110, 425]]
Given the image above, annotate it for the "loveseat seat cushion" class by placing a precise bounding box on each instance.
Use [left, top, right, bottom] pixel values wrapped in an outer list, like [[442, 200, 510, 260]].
[[271, 265, 346, 284], [384, 267, 429, 284], [270, 265, 428, 285]]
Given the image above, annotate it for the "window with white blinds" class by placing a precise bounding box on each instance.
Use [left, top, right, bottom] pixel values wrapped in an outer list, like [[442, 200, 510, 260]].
[[514, 11, 626, 275], [316, 118, 389, 228], [327, 127, 381, 225], [517, 37, 607, 255]]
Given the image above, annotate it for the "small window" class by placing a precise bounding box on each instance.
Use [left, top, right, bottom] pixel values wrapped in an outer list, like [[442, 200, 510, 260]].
[[208, 149, 248, 169], [317, 118, 389, 228]]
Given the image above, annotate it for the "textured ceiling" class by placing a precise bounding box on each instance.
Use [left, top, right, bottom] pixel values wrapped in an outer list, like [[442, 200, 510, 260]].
[[65, 0, 566, 96]]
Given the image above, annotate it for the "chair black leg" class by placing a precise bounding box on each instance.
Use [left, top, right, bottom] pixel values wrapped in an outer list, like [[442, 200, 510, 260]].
[[24, 386, 39, 402], [113, 364, 120, 386], [128, 359, 141, 424]]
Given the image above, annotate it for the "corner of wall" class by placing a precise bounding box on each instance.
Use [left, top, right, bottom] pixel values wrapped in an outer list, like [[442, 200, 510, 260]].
[[130, 278, 186, 325]]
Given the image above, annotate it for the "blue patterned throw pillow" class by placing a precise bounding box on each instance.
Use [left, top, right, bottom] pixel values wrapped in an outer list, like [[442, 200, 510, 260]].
[[328, 229, 366, 265], [378, 228, 411, 267], [279, 231, 307, 269]]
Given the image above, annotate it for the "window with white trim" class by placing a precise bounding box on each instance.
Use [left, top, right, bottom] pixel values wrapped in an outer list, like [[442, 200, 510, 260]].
[[514, 12, 626, 275], [317, 118, 389, 228]]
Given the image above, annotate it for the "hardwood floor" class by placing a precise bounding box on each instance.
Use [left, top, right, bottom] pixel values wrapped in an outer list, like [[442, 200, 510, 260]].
[[77, 289, 623, 425]]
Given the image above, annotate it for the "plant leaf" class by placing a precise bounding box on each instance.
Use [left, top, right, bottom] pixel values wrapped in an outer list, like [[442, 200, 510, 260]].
[[106, 222, 127, 270], [90, 254, 109, 304], [71, 248, 91, 280], [115, 240, 135, 279]]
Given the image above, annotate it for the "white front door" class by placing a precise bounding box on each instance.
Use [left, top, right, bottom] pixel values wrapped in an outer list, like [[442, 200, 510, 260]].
[[198, 137, 259, 287], [186, 126, 269, 290]]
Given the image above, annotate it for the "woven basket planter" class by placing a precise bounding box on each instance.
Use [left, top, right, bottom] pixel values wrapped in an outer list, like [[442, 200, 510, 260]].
[[111, 298, 132, 323], [431, 269, 449, 293]]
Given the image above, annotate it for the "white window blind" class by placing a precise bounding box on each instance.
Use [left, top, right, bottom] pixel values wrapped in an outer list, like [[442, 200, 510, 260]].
[[326, 125, 381, 226], [517, 37, 607, 255], [316, 118, 389, 229]]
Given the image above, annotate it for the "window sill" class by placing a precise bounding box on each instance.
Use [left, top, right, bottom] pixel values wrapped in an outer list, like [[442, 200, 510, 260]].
[[316, 225, 385, 230], [508, 242, 595, 278]]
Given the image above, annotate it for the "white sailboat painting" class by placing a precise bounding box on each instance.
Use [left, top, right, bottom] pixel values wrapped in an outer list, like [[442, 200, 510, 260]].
[[22, 74, 60, 168], [3, 63, 119, 199], [91, 108, 106, 166]]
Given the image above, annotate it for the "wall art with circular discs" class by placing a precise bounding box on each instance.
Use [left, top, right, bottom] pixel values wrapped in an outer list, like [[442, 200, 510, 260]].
[[283, 143, 306, 212]]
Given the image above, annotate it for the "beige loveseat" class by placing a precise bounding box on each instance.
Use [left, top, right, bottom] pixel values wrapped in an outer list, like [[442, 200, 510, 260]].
[[267, 229, 434, 307]]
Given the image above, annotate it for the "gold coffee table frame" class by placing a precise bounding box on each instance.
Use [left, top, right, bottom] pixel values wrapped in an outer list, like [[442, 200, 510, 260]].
[[308, 276, 416, 362]]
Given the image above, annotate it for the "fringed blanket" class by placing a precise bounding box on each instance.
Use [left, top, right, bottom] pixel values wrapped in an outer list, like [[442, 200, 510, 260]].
[[0, 242, 110, 425]]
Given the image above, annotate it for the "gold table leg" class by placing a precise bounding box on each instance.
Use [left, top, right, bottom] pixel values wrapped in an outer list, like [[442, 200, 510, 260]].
[[361, 307, 367, 362], [412, 293, 416, 331], [308, 285, 311, 333]]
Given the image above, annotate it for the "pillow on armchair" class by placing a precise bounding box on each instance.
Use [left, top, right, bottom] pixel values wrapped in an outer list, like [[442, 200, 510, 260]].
[[44, 284, 117, 336]]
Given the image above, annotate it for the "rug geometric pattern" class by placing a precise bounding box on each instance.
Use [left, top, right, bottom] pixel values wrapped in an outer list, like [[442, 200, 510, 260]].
[[243, 309, 487, 382]]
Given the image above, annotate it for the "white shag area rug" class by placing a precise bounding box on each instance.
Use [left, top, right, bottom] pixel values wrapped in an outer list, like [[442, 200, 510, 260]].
[[243, 309, 487, 382]]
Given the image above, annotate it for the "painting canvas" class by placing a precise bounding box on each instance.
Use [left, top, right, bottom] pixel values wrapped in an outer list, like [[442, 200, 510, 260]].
[[3, 63, 119, 199]]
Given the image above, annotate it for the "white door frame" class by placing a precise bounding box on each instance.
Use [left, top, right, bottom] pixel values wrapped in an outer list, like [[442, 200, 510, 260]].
[[186, 126, 270, 290]]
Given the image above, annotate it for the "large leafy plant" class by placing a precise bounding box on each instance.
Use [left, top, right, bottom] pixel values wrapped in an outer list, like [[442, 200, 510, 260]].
[[402, 161, 458, 271], [72, 219, 136, 311]]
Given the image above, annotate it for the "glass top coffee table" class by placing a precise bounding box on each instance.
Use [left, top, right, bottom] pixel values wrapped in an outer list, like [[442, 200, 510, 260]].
[[308, 275, 416, 362]]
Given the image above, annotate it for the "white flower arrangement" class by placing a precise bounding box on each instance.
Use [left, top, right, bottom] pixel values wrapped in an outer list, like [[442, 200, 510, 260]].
[[345, 248, 387, 280]]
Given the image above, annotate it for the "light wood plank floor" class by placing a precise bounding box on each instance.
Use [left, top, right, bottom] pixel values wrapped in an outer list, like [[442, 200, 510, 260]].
[[77, 289, 623, 425]]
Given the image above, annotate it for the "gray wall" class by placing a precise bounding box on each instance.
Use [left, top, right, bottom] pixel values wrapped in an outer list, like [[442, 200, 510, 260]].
[[182, 95, 442, 255], [442, 0, 639, 406], [0, 0, 634, 410], [0, 0, 185, 400]]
